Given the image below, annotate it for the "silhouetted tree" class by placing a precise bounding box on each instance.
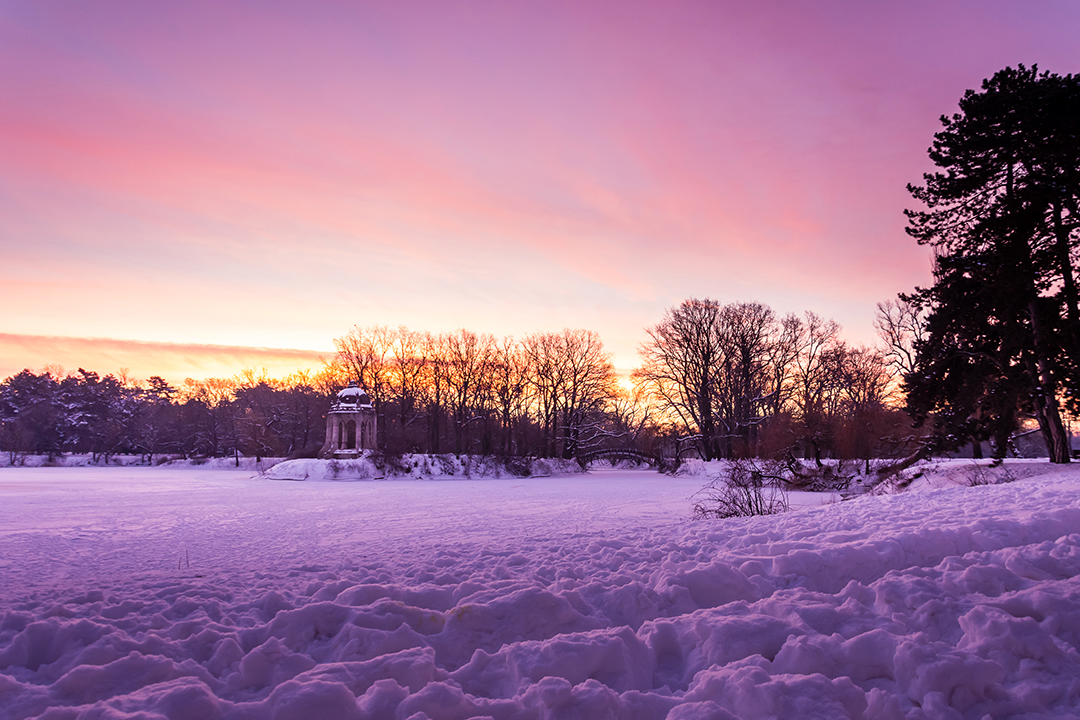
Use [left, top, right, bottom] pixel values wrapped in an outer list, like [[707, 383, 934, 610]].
[[0, 370, 63, 461], [634, 299, 727, 460], [133, 375, 177, 463], [904, 65, 1080, 462]]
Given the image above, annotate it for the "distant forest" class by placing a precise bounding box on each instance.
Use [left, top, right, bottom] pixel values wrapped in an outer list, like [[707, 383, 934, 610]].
[[0, 303, 916, 466]]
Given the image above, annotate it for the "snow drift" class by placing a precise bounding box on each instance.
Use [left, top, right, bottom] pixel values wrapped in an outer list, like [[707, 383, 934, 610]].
[[2, 462, 1080, 718], [264, 458, 381, 481]]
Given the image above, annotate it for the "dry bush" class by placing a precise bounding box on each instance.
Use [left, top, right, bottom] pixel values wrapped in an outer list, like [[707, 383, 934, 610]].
[[693, 459, 790, 519]]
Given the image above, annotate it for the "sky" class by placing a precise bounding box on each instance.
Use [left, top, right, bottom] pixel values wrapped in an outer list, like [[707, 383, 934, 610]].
[[2, 0, 1079, 383]]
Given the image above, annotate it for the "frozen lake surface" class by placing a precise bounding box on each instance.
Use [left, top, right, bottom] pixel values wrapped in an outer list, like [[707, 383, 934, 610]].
[[3, 461, 1080, 719], [0, 467, 707, 597]]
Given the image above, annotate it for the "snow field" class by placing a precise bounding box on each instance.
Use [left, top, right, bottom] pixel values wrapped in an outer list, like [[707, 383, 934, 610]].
[[1, 463, 1080, 718]]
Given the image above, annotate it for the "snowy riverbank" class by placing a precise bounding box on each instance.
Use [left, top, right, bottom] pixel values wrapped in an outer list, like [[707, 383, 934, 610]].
[[2, 461, 1080, 718]]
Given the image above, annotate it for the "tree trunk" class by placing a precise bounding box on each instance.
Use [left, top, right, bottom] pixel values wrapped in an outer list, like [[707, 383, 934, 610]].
[[1027, 299, 1071, 463], [873, 442, 932, 483], [1052, 200, 1080, 364]]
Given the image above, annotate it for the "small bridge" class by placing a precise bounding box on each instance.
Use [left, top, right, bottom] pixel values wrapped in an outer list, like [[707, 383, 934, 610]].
[[577, 449, 661, 468]]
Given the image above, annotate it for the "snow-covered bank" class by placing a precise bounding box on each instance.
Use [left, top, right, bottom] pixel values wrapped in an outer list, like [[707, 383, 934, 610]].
[[0, 454, 285, 472], [262, 455, 583, 481], [1, 453, 583, 482], [2, 463, 1080, 718]]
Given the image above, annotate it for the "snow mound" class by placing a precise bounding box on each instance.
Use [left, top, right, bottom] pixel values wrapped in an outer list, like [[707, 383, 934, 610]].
[[262, 458, 380, 482], [3, 462, 1080, 718]]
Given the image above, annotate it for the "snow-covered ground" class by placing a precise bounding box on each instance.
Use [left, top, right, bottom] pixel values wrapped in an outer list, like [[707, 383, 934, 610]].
[[2, 460, 1080, 719]]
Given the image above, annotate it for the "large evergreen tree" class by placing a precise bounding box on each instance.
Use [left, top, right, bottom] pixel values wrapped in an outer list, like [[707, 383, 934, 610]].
[[905, 66, 1080, 462]]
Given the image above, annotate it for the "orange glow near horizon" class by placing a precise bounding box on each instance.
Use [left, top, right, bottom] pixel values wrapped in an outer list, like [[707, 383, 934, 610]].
[[0, 334, 332, 385]]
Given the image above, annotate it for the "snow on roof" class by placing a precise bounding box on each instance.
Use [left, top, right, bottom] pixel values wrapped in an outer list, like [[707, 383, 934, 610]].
[[331, 381, 372, 408]]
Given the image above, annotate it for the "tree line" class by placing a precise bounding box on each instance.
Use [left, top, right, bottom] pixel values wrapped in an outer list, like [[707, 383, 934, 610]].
[[332, 326, 620, 460], [0, 312, 909, 465], [0, 367, 332, 464], [636, 300, 908, 463]]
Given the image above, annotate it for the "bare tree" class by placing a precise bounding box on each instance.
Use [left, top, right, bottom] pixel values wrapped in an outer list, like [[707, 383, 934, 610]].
[[716, 302, 779, 456], [490, 336, 528, 456], [523, 329, 617, 459], [791, 311, 841, 462], [634, 298, 726, 460], [874, 297, 926, 381], [389, 327, 428, 450], [636, 299, 807, 460], [422, 332, 449, 453], [522, 331, 564, 457], [555, 329, 618, 459], [443, 329, 496, 454], [837, 345, 892, 412]]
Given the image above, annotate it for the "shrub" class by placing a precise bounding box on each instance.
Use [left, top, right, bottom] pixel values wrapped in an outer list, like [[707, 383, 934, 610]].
[[369, 452, 412, 476], [693, 459, 789, 519], [505, 456, 532, 477]]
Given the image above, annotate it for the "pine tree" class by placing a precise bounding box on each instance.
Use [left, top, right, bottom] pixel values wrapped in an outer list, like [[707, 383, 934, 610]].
[[905, 66, 1080, 462]]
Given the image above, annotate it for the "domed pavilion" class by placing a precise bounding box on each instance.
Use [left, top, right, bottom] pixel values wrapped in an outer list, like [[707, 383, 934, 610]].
[[319, 381, 376, 458]]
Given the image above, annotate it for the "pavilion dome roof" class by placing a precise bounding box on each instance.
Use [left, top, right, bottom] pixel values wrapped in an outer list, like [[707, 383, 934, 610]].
[[333, 382, 373, 409]]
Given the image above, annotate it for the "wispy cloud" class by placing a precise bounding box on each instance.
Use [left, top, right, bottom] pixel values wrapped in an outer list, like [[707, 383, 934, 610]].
[[0, 334, 331, 384]]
